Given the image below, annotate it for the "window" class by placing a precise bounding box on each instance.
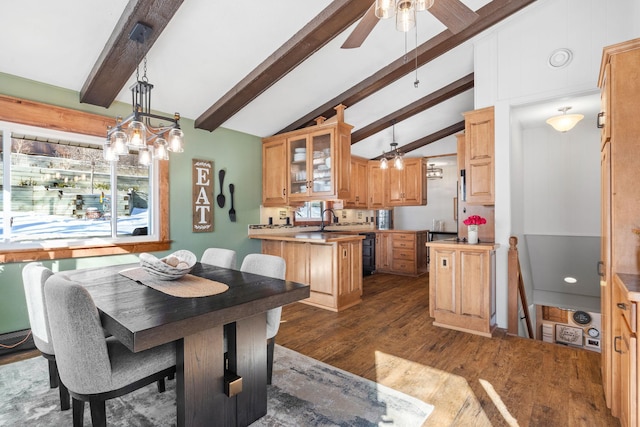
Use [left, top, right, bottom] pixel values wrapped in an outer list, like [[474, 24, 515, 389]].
[[0, 96, 170, 262]]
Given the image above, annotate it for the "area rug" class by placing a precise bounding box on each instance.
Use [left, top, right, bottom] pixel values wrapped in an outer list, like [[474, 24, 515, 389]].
[[0, 345, 433, 426]]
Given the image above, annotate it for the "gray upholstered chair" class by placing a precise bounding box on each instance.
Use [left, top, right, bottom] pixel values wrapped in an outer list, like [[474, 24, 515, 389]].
[[201, 247, 237, 269], [239, 253, 286, 384], [44, 274, 176, 427], [22, 262, 70, 411]]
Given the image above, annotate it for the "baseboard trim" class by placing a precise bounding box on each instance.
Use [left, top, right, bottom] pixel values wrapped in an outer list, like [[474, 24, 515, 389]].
[[0, 329, 36, 356]]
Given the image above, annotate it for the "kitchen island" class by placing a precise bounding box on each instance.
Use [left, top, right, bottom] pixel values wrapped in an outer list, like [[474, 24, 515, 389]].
[[426, 239, 499, 337], [250, 232, 365, 312]]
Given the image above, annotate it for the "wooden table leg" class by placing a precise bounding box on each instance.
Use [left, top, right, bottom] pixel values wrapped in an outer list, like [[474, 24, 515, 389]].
[[227, 313, 268, 426], [177, 325, 232, 427]]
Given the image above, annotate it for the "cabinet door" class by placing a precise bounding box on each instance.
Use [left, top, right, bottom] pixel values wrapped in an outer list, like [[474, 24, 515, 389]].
[[345, 156, 368, 208], [430, 248, 457, 316], [288, 135, 310, 201], [376, 232, 392, 271], [601, 142, 613, 408], [387, 167, 404, 205], [402, 158, 427, 205], [282, 241, 308, 284], [464, 106, 494, 205], [337, 241, 363, 308], [619, 323, 636, 427], [600, 62, 611, 147], [368, 161, 387, 208], [262, 139, 288, 206], [308, 244, 335, 308], [459, 250, 489, 320], [308, 130, 335, 198]]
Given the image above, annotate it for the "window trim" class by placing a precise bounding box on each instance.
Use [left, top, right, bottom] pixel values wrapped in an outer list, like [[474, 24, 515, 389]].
[[0, 95, 170, 263]]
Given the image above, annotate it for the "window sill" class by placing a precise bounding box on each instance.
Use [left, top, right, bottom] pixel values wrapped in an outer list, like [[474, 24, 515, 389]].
[[0, 240, 172, 263]]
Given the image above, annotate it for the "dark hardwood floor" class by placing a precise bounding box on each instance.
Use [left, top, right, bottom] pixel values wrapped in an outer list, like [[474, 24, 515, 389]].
[[1, 272, 619, 426], [277, 273, 619, 427]]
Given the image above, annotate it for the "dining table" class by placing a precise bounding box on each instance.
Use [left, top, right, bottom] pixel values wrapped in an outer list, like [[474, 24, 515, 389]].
[[58, 261, 310, 427]]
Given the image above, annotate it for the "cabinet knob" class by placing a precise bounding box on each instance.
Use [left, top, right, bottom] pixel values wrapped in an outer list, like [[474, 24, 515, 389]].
[[617, 302, 627, 311], [597, 112, 605, 129], [614, 336, 622, 354], [597, 261, 604, 277]]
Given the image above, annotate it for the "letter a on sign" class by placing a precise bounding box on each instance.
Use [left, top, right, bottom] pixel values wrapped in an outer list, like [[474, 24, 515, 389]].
[[192, 159, 213, 232]]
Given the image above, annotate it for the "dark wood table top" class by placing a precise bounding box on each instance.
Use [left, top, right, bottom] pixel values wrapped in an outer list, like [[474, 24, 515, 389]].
[[62, 262, 310, 352]]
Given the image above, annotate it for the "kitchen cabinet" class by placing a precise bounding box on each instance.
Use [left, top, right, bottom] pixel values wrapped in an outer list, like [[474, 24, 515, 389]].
[[613, 274, 638, 427], [260, 236, 363, 312], [463, 106, 494, 205], [262, 139, 288, 206], [344, 156, 368, 209], [386, 158, 428, 206], [427, 241, 497, 337], [367, 161, 386, 209], [376, 230, 428, 277], [598, 38, 640, 422], [261, 105, 352, 206]]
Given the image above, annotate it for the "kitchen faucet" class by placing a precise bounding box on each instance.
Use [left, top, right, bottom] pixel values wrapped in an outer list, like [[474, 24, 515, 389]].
[[320, 208, 338, 231]]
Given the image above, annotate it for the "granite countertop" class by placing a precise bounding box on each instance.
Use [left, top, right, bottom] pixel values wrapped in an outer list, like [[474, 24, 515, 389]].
[[249, 232, 365, 243]]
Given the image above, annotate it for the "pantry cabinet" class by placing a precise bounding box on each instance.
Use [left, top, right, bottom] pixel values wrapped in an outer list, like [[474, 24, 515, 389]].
[[598, 38, 640, 424], [261, 105, 352, 206]]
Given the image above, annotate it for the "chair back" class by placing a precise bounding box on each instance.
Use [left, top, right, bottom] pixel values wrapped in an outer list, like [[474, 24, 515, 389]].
[[240, 254, 286, 339], [201, 248, 237, 269], [44, 274, 113, 395], [22, 262, 55, 355]]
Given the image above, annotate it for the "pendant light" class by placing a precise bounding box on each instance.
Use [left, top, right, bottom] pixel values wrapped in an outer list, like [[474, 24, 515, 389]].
[[379, 121, 404, 170], [426, 163, 443, 179]]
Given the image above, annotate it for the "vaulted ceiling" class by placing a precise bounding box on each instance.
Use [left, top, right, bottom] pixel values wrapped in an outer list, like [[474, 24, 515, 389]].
[[2, 0, 537, 160]]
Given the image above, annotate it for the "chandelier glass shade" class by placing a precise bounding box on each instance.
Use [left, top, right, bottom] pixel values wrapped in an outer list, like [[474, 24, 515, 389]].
[[104, 23, 184, 166], [546, 106, 584, 132], [375, 0, 434, 32], [426, 163, 443, 179]]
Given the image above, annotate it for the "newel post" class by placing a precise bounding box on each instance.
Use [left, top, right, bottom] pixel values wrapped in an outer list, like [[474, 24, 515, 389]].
[[507, 236, 519, 335]]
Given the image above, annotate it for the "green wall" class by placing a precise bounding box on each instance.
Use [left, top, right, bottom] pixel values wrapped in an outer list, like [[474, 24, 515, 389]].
[[0, 73, 262, 335]]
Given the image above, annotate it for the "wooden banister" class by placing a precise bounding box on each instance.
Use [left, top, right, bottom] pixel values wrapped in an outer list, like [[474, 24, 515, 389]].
[[508, 236, 533, 338]]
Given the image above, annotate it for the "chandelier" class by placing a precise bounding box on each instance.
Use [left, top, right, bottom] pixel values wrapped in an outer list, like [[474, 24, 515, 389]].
[[426, 163, 443, 179], [545, 106, 584, 133], [380, 122, 404, 170], [104, 23, 184, 166]]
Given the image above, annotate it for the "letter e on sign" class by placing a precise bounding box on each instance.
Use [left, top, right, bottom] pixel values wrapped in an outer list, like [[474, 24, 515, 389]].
[[192, 159, 213, 232]]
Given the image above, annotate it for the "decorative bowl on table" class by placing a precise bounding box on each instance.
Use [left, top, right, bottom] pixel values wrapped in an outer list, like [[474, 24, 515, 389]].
[[139, 250, 197, 280]]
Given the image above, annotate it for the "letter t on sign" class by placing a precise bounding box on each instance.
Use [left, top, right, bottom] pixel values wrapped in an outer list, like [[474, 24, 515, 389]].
[[192, 159, 214, 232]]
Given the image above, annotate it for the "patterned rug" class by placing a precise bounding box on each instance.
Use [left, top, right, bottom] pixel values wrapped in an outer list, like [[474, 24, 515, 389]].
[[0, 345, 432, 426]]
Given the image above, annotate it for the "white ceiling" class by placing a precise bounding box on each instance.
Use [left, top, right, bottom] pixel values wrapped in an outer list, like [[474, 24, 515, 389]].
[[0, 0, 563, 159]]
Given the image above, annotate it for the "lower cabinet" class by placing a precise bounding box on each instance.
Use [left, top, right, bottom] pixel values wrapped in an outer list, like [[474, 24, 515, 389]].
[[376, 231, 428, 277], [261, 240, 362, 312], [613, 274, 638, 427], [428, 243, 497, 337]]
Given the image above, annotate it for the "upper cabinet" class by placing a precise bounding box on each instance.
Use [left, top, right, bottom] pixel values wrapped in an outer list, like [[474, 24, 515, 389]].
[[367, 161, 387, 209], [262, 105, 352, 206], [386, 158, 427, 206], [345, 156, 368, 209], [463, 106, 495, 205]]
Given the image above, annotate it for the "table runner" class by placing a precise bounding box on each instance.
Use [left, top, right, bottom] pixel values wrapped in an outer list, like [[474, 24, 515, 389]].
[[119, 267, 229, 298]]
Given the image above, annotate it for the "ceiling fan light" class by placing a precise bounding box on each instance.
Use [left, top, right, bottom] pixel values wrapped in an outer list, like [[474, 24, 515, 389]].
[[396, 0, 416, 32], [375, 0, 396, 19], [546, 106, 584, 132], [415, 0, 434, 11]]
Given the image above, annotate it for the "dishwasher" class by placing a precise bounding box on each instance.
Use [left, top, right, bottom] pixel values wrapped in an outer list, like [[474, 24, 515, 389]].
[[360, 232, 376, 276]]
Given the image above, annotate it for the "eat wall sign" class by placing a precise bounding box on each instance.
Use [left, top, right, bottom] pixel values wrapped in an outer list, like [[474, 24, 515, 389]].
[[192, 158, 213, 232]]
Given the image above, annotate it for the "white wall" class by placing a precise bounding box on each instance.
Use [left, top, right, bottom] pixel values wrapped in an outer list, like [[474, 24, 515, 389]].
[[473, 0, 639, 328]]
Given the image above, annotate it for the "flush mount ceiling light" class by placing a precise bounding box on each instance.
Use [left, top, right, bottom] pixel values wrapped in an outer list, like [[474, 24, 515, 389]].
[[426, 163, 443, 179], [104, 22, 185, 166], [380, 121, 404, 170], [548, 48, 573, 68], [545, 106, 584, 132]]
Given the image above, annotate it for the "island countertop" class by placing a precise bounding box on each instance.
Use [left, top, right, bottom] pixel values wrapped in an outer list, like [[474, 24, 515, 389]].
[[249, 232, 365, 244], [425, 238, 500, 250]]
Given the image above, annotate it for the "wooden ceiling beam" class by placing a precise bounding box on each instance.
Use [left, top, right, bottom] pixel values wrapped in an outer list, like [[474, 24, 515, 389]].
[[194, 0, 373, 132], [79, 0, 184, 108], [351, 73, 474, 144], [280, 0, 536, 134], [371, 121, 465, 160]]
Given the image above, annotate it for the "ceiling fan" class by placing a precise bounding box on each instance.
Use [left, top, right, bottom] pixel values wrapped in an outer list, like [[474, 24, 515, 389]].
[[341, 0, 479, 49]]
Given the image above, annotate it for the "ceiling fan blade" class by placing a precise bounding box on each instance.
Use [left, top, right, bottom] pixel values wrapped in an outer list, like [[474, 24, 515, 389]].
[[428, 0, 479, 34], [341, 3, 379, 49]]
